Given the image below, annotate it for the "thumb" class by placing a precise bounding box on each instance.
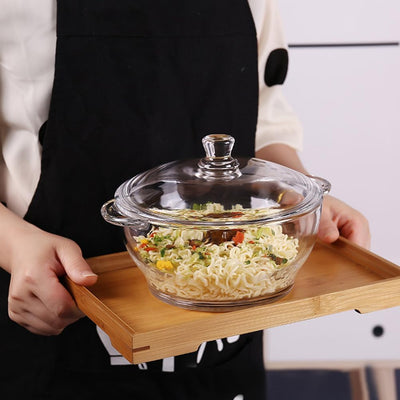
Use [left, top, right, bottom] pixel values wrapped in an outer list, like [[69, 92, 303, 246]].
[[56, 239, 98, 286], [318, 217, 340, 244]]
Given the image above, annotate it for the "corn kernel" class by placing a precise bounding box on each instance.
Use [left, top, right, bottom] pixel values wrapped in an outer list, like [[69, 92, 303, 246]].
[[156, 260, 174, 272]]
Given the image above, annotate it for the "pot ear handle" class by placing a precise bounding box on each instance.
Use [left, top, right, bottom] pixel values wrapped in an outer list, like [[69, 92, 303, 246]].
[[101, 199, 133, 226], [307, 175, 331, 195]]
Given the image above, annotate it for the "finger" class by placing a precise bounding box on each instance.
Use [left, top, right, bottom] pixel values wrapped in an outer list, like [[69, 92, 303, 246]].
[[321, 195, 371, 249], [36, 275, 84, 321], [56, 239, 98, 286], [9, 258, 84, 323], [278, 190, 304, 207], [9, 305, 66, 336], [9, 283, 83, 333], [339, 219, 371, 249], [317, 217, 340, 243]]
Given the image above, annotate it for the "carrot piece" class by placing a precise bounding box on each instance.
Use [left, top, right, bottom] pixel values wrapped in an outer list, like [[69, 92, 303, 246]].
[[232, 231, 245, 245], [144, 247, 158, 252]]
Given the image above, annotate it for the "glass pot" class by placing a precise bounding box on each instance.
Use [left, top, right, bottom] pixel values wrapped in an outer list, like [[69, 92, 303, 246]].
[[101, 134, 330, 311]]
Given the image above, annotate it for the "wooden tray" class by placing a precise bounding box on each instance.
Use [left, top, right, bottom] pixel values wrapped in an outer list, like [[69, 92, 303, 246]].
[[65, 237, 400, 364]]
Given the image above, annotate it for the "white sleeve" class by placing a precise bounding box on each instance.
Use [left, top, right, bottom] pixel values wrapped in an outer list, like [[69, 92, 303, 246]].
[[0, 0, 56, 216], [248, 0, 303, 152]]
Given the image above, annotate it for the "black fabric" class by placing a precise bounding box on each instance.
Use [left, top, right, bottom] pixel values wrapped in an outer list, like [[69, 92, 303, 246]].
[[46, 332, 266, 400], [25, 0, 259, 258], [1, 0, 266, 398], [264, 48, 288, 87]]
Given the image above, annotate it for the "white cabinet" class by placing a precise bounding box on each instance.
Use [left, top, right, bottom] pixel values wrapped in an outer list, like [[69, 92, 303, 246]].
[[266, 307, 400, 362], [284, 45, 400, 266], [278, 0, 399, 43], [265, 0, 400, 364]]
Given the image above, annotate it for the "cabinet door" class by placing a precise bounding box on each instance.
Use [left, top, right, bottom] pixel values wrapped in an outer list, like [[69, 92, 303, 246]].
[[278, 0, 400, 43], [265, 1, 400, 364], [265, 308, 400, 363], [283, 46, 400, 266]]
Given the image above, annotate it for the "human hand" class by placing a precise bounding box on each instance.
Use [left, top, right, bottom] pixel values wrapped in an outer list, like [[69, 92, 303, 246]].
[[6, 226, 97, 335], [318, 195, 371, 249]]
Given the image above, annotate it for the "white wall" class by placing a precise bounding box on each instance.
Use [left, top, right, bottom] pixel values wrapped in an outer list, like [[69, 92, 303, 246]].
[[265, 0, 400, 363]]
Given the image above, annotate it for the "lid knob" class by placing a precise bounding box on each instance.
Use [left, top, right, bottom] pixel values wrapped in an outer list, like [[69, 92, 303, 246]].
[[203, 134, 235, 158], [196, 134, 241, 180]]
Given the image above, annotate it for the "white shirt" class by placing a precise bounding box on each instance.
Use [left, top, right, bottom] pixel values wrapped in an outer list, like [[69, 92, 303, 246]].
[[0, 0, 302, 216]]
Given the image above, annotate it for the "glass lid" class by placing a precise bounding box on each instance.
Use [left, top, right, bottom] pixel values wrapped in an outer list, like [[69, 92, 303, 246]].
[[105, 134, 330, 227]]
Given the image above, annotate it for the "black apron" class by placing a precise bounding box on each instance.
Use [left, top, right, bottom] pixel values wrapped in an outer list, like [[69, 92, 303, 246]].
[[0, 1, 266, 399]]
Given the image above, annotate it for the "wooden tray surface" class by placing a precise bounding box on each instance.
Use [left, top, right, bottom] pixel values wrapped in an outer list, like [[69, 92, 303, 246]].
[[65, 237, 400, 364]]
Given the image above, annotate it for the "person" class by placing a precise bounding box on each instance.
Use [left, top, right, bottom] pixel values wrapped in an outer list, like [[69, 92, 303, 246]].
[[0, 0, 370, 399]]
